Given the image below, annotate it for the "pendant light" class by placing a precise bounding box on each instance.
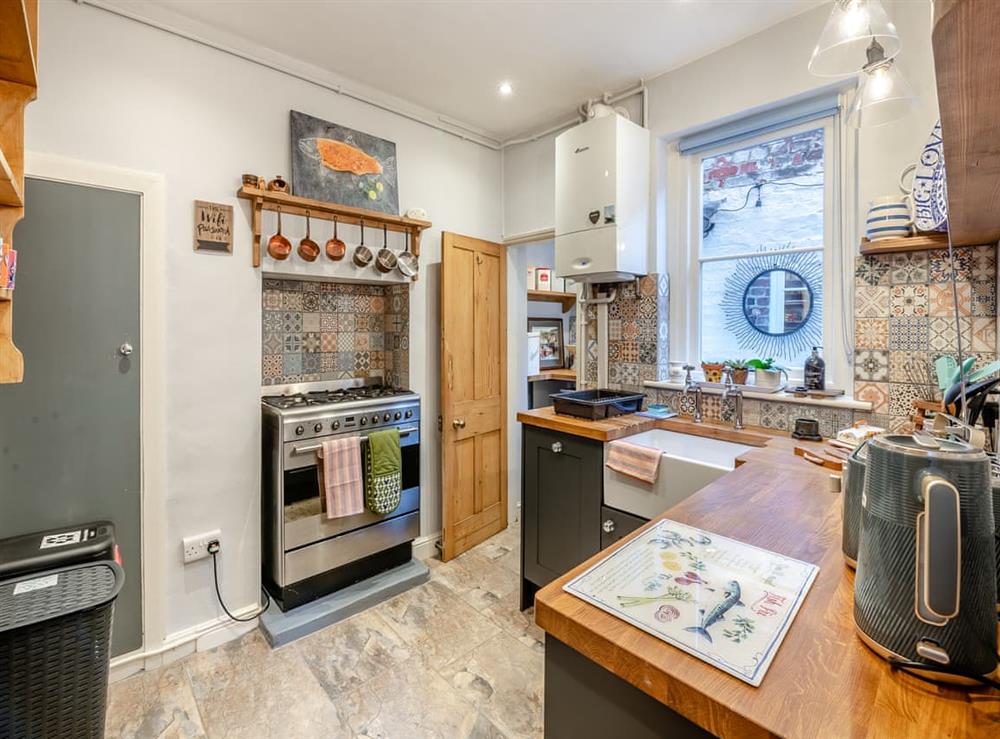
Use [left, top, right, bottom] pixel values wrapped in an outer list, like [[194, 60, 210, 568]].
[[848, 40, 917, 128], [808, 0, 901, 77]]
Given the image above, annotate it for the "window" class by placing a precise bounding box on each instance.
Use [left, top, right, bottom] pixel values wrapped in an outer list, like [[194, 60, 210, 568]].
[[671, 115, 845, 383]]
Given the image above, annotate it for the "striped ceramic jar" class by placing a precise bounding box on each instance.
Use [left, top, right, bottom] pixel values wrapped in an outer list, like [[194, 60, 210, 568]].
[[865, 196, 912, 241]]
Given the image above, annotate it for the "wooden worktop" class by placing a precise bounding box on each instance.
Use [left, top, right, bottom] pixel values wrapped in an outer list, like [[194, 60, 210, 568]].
[[527, 368, 577, 383], [516, 406, 655, 442], [533, 436, 998, 738]]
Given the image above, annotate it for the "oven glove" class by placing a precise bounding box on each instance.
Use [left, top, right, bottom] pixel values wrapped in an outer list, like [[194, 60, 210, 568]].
[[365, 428, 402, 514]]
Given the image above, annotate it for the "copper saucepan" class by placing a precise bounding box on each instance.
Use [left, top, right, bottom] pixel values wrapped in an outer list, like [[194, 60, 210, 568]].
[[374, 223, 398, 273], [353, 218, 373, 268], [266, 206, 292, 260], [297, 210, 320, 262], [396, 230, 419, 279], [325, 216, 346, 261]]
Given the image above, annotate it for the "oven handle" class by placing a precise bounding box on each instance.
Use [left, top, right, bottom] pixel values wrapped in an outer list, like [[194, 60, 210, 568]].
[[291, 426, 419, 456]]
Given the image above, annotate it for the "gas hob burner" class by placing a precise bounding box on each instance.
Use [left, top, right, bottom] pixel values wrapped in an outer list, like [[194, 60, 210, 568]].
[[262, 384, 413, 410]]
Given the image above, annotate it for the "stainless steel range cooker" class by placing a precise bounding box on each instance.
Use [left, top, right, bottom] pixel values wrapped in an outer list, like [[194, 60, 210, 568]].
[[261, 380, 420, 610]]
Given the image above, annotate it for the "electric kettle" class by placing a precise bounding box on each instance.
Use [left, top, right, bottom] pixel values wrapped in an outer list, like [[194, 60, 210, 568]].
[[853, 434, 997, 680], [841, 442, 868, 568]]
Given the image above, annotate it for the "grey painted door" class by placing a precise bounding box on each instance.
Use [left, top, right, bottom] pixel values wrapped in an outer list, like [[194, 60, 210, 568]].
[[1, 178, 141, 656]]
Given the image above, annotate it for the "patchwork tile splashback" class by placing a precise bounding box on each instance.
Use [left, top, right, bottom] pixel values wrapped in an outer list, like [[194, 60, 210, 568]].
[[262, 278, 409, 388], [854, 246, 997, 432], [605, 274, 670, 392]]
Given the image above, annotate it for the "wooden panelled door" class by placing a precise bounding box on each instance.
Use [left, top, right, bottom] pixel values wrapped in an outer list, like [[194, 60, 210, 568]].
[[441, 232, 507, 560]]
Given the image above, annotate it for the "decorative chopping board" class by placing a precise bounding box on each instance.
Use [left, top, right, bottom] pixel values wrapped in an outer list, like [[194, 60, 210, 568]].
[[564, 519, 818, 686]]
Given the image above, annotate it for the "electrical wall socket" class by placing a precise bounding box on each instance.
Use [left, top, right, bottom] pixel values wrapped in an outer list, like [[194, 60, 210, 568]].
[[182, 529, 221, 564]]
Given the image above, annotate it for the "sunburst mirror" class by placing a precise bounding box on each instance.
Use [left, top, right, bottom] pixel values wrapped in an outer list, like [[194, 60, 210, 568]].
[[721, 252, 823, 358]]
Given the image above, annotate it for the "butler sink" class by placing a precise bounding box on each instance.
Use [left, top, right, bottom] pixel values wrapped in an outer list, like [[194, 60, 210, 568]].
[[603, 429, 754, 520]]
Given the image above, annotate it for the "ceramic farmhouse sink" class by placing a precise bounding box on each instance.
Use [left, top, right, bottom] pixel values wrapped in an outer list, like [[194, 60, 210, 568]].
[[603, 429, 754, 520]]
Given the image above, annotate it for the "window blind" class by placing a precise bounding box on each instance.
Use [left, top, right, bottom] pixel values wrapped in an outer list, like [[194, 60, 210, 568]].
[[677, 92, 841, 156]]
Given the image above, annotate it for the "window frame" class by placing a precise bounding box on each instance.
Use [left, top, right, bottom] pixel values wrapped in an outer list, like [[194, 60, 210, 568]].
[[669, 114, 849, 386]]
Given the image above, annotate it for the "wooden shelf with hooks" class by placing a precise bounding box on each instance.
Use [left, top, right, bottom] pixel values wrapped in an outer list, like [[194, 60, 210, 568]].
[[859, 232, 950, 255], [236, 186, 432, 268]]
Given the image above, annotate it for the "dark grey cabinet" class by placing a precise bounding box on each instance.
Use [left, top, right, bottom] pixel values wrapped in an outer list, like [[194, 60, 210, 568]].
[[521, 426, 603, 609], [600, 505, 647, 549]]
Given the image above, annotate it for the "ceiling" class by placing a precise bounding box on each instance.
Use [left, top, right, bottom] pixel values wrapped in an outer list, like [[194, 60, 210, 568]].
[[103, 0, 821, 140]]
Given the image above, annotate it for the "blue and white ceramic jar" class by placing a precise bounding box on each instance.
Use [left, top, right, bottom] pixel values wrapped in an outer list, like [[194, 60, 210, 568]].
[[866, 196, 912, 241]]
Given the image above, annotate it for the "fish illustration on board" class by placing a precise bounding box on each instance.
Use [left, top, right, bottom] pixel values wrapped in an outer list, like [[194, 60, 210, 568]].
[[298, 138, 383, 176], [683, 580, 745, 644]]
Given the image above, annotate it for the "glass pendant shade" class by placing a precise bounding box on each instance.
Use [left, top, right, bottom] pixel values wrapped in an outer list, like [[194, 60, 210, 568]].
[[808, 0, 901, 77], [848, 59, 917, 128]]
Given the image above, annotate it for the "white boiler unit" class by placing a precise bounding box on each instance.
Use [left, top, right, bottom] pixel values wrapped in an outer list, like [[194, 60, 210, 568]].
[[555, 113, 649, 283]]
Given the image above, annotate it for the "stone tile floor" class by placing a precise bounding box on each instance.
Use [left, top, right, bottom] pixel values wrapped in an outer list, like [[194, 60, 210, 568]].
[[105, 523, 544, 739]]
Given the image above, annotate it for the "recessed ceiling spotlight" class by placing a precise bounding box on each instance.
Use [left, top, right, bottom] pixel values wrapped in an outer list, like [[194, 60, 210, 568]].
[[498, 81, 513, 96]]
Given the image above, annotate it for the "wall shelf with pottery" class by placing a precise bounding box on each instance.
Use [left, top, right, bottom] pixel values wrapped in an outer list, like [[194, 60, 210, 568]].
[[236, 186, 432, 273], [859, 233, 951, 256]]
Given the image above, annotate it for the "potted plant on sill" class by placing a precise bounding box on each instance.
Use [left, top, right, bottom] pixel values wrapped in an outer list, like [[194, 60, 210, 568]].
[[701, 360, 725, 383], [748, 358, 787, 389], [725, 359, 750, 385]]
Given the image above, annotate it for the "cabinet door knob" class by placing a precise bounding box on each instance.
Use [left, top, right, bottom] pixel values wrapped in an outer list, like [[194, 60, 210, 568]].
[[452, 419, 466, 429], [119, 342, 134, 357], [551, 441, 563, 453], [602, 519, 616, 533]]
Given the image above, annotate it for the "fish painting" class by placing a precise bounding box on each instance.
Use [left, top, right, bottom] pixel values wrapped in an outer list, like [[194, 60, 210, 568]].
[[683, 580, 745, 644], [290, 110, 400, 215]]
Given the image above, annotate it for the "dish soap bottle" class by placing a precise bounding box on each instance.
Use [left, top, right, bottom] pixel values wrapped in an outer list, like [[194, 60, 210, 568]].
[[804, 347, 825, 390]]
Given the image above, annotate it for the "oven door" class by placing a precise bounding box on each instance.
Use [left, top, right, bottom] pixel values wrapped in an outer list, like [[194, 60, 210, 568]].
[[279, 426, 420, 551]]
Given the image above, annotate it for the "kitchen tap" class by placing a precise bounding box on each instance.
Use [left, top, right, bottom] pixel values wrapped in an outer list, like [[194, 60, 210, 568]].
[[721, 367, 744, 431], [682, 364, 704, 424]]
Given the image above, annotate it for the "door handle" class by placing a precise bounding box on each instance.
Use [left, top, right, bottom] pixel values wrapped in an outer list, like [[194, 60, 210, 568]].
[[452, 419, 466, 429], [119, 342, 134, 357]]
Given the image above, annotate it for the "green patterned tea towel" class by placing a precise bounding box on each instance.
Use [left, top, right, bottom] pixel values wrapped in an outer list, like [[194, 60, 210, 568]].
[[365, 428, 401, 514]]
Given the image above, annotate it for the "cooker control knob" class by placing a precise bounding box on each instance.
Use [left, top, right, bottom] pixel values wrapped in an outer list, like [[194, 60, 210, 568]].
[[404, 410, 413, 418], [332, 421, 340, 430], [295, 425, 305, 436], [314, 423, 323, 433], [371, 415, 379, 424], [394, 412, 402, 420], [383, 413, 391, 422], [360, 418, 367, 426]]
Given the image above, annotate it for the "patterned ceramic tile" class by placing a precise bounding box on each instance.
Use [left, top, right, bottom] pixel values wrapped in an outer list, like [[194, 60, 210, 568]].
[[889, 251, 929, 285], [971, 317, 996, 353], [928, 316, 971, 353], [889, 351, 931, 386], [263, 354, 282, 380], [758, 401, 788, 430], [302, 292, 321, 312], [971, 281, 996, 317], [854, 349, 889, 382], [855, 255, 891, 286], [303, 332, 321, 353], [263, 311, 283, 332], [927, 282, 971, 317], [263, 332, 282, 355], [928, 248, 972, 282], [855, 318, 889, 349], [889, 284, 928, 317], [263, 289, 282, 310], [970, 245, 997, 282], [302, 312, 321, 332], [887, 316, 927, 351], [283, 353, 302, 376], [855, 286, 890, 318], [283, 334, 302, 354], [888, 382, 928, 417], [282, 312, 302, 333], [281, 291, 304, 310], [855, 382, 890, 414]]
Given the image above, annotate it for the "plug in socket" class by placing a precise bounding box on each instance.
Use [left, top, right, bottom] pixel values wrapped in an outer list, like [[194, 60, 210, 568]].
[[182, 529, 222, 564]]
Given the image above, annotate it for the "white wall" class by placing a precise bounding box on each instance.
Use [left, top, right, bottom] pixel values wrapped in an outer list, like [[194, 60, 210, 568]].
[[502, 0, 940, 250], [26, 1, 500, 640]]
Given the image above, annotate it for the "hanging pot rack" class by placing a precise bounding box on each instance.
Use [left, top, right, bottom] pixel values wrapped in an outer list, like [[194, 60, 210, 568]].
[[237, 185, 431, 275]]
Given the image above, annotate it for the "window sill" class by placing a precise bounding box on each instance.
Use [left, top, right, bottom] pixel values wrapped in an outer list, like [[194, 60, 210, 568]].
[[644, 381, 873, 412]]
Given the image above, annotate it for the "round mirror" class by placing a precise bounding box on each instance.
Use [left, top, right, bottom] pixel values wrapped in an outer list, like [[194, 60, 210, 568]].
[[742, 268, 813, 336]]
